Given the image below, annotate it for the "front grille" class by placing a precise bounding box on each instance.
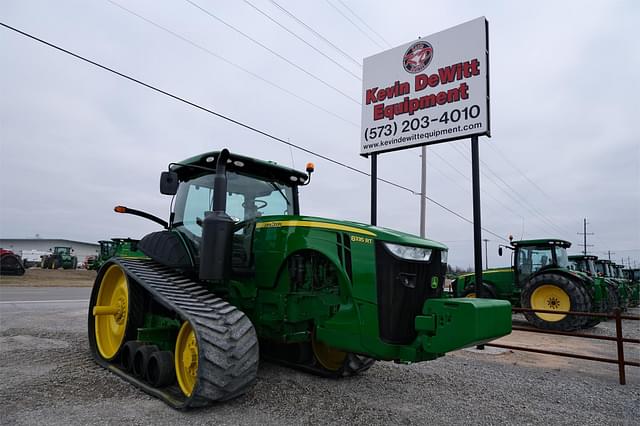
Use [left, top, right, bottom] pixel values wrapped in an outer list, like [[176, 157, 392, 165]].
[[375, 242, 445, 345]]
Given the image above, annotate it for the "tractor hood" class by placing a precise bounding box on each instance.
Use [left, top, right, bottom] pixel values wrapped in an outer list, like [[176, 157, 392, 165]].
[[254, 215, 447, 251]]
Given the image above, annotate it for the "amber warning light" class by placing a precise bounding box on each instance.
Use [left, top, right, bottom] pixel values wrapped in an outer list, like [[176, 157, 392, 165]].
[[306, 162, 315, 173], [114, 206, 127, 213]]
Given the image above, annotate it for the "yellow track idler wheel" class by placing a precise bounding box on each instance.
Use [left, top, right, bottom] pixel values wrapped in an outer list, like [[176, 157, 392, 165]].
[[311, 332, 348, 372], [92, 264, 132, 360], [530, 284, 570, 322], [175, 321, 199, 397]]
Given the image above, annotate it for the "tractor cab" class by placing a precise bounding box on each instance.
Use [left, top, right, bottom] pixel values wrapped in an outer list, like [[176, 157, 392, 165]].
[[511, 239, 571, 287], [99, 240, 117, 259], [595, 259, 614, 278], [53, 246, 72, 256], [568, 254, 598, 277]]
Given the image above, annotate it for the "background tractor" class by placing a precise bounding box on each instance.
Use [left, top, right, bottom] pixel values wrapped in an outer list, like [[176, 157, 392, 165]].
[[88, 238, 144, 270], [568, 254, 611, 313], [41, 246, 78, 269], [88, 149, 512, 409], [595, 259, 629, 310], [0, 249, 26, 276], [622, 268, 639, 307], [452, 239, 605, 331]]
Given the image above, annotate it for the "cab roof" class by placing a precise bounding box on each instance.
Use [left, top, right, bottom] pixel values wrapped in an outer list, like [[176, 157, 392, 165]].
[[171, 150, 309, 186], [511, 239, 571, 248], [569, 254, 598, 260]]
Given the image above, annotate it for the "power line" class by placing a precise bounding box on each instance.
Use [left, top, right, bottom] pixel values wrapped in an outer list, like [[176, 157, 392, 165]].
[[0, 21, 508, 243], [323, 0, 386, 49], [429, 149, 527, 222], [183, 0, 360, 104], [241, 0, 361, 79], [449, 142, 571, 238], [335, 0, 392, 47], [268, 0, 362, 68], [486, 142, 554, 200], [105, 0, 358, 128]]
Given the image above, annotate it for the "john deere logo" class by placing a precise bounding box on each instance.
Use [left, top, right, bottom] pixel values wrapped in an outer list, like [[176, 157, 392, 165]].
[[403, 41, 433, 74]]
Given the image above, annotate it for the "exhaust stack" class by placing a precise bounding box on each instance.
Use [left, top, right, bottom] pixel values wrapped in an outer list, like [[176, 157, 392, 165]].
[[199, 149, 234, 281]]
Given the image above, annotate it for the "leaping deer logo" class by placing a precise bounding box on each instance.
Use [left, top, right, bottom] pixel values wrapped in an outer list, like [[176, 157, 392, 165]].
[[403, 41, 433, 74]]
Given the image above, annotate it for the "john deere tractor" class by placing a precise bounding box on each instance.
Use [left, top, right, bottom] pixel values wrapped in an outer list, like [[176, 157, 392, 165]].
[[596, 259, 629, 310], [568, 254, 611, 313], [452, 239, 605, 331], [41, 246, 78, 269], [88, 238, 144, 270], [88, 149, 511, 409], [622, 268, 639, 307]]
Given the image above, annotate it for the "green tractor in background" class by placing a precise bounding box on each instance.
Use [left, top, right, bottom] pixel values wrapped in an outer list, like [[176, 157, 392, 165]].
[[622, 268, 639, 307], [87, 149, 512, 409], [595, 259, 629, 310], [568, 254, 611, 313], [452, 239, 605, 331], [88, 238, 144, 270], [41, 246, 78, 269]]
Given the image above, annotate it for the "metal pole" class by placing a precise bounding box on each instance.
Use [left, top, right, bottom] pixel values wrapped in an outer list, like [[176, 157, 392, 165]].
[[471, 136, 483, 298], [371, 153, 377, 226], [420, 145, 427, 238], [483, 238, 489, 269], [583, 218, 587, 256]]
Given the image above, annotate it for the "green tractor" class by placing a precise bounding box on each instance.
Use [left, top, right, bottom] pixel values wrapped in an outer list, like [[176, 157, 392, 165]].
[[452, 239, 605, 331], [41, 246, 78, 269], [88, 149, 511, 409], [595, 259, 629, 310], [568, 254, 611, 313], [88, 238, 144, 270], [622, 268, 639, 307]]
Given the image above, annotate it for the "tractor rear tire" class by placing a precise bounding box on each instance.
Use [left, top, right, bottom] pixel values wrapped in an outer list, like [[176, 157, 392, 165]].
[[462, 283, 497, 298], [521, 273, 590, 331], [607, 283, 620, 311]]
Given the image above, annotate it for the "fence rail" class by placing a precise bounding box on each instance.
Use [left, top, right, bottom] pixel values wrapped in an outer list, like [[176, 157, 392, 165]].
[[483, 307, 639, 384]]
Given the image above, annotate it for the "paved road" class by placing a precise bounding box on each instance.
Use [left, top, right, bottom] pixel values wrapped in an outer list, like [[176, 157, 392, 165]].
[[0, 286, 91, 303]]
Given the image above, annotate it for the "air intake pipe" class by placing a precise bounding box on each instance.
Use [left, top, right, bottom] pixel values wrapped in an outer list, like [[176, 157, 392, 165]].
[[199, 149, 234, 281]]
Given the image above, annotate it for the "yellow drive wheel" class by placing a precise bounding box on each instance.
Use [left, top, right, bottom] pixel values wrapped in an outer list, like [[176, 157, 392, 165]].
[[530, 284, 570, 322], [175, 321, 198, 397], [311, 332, 347, 372], [93, 264, 131, 360]]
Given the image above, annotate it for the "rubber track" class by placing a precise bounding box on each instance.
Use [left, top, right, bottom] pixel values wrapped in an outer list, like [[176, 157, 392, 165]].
[[90, 258, 259, 409]]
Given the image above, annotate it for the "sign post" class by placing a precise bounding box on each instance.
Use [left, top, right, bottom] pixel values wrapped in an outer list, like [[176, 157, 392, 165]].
[[361, 17, 491, 295]]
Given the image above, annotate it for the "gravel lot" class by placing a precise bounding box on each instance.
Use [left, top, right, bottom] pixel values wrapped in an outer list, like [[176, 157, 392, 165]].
[[0, 273, 638, 425]]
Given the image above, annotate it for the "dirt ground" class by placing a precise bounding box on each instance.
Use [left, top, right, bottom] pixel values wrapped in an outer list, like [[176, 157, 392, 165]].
[[0, 270, 638, 424], [0, 268, 96, 287]]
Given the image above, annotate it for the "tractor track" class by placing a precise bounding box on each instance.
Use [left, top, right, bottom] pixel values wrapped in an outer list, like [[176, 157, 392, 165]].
[[89, 258, 259, 408]]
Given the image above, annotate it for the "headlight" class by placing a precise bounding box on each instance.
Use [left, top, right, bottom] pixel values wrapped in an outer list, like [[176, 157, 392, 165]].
[[383, 242, 432, 261], [441, 250, 448, 264]]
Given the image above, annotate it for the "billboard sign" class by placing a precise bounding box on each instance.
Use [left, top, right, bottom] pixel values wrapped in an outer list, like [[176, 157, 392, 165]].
[[361, 17, 490, 155]]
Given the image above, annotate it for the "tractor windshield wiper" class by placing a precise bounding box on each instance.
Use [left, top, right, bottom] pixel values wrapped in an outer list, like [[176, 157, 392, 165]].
[[270, 182, 290, 206]]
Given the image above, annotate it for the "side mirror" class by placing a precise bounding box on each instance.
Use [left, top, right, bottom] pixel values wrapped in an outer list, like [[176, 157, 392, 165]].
[[160, 171, 179, 195], [498, 247, 503, 256]]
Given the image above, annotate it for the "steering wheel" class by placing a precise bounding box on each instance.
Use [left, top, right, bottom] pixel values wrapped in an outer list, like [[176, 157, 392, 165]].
[[254, 200, 268, 209]]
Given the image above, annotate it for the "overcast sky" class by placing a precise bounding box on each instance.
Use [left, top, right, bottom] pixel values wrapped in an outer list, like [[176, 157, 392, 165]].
[[1, 0, 638, 269]]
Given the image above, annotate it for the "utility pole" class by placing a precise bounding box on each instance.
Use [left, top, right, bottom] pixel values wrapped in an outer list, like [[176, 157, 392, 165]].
[[483, 238, 489, 269], [577, 218, 594, 255], [419, 146, 427, 238], [607, 250, 615, 261]]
